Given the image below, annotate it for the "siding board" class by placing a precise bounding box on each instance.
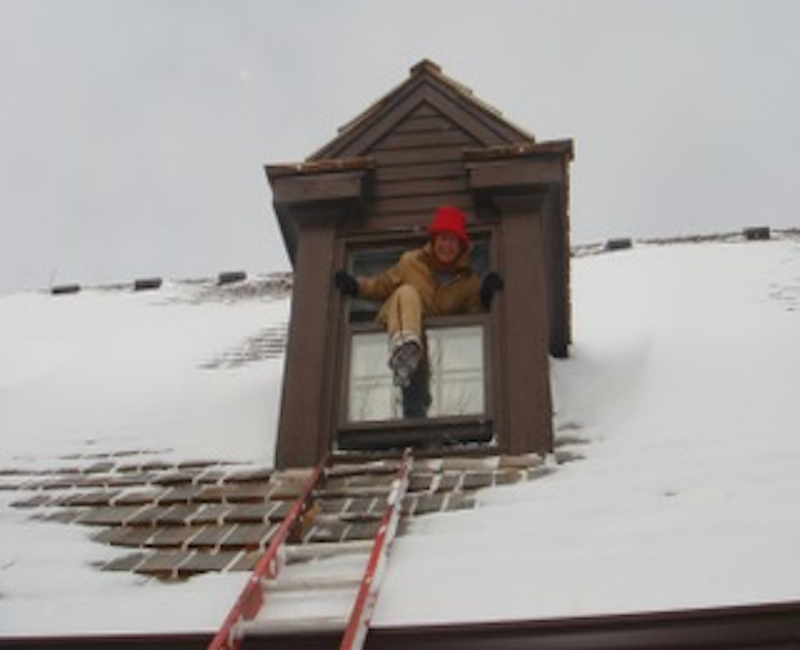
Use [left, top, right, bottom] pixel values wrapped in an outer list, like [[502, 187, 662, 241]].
[[371, 145, 467, 167], [372, 177, 469, 200], [372, 128, 476, 151], [392, 114, 459, 134], [369, 194, 471, 217], [376, 162, 464, 182], [366, 106, 472, 217]]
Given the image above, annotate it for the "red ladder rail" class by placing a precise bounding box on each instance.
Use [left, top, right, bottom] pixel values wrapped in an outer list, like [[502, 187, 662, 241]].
[[340, 448, 413, 650], [207, 454, 329, 650]]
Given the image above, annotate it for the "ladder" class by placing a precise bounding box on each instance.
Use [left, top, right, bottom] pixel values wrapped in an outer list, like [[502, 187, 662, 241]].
[[208, 449, 413, 650]]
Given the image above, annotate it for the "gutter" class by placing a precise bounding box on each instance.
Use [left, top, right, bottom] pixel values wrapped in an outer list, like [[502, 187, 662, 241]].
[[3, 600, 799, 649]]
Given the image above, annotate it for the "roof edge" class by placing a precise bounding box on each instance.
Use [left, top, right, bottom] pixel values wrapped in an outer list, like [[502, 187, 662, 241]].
[[6, 600, 800, 649], [265, 156, 375, 179]]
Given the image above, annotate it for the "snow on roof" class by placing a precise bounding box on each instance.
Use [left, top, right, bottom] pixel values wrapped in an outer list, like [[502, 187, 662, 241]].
[[0, 274, 291, 464], [2, 237, 800, 637]]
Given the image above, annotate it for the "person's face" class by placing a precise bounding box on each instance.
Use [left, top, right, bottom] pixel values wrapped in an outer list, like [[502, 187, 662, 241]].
[[432, 232, 462, 265]]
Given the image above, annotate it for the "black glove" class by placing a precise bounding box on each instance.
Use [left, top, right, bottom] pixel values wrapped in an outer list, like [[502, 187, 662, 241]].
[[480, 271, 504, 310], [334, 269, 359, 297]]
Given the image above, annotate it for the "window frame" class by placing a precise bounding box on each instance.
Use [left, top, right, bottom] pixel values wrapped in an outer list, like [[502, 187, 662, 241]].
[[334, 230, 498, 452]]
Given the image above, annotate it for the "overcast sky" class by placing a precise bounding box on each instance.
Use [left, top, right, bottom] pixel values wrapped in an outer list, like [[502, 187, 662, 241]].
[[1, 0, 799, 294]]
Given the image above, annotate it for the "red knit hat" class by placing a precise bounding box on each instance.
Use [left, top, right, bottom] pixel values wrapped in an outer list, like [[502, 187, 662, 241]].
[[428, 206, 470, 248]]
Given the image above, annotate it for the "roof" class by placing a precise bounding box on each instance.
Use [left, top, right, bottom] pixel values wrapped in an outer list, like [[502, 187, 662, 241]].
[[2, 231, 800, 638]]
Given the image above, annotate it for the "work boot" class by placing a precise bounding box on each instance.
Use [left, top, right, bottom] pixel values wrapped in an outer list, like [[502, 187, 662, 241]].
[[389, 338, 423, 388]]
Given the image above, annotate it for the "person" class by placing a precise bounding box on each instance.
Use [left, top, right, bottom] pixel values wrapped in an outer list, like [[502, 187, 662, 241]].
[[334, 206, 503, 416]]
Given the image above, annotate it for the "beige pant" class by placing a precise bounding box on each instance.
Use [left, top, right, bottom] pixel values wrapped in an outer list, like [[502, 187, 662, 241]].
[[377, 284, 424, 347]]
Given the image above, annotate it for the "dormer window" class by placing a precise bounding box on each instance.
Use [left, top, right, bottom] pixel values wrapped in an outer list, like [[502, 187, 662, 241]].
[[265, 60, 572, 468]]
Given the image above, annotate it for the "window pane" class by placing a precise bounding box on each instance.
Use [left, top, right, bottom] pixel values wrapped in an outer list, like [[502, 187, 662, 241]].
[[347, 242, 490, 323], [349, 248, 405, 323], [348, 325, 485, 422], [428, 325, 485, 417], [348, 331, 400, 421]]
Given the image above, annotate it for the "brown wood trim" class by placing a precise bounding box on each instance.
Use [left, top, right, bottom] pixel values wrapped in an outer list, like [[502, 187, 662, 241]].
[[265, 156, 375, 178], [467, 158, 565, 191], [7, 600, 800, 649], [375, 161, 465, 182], [391, 112, 467, 135], [337, 417, 495, 451], [269, 169, 370, 206], [464, 140, 575, 160], [372, 600, 800, 650], [335, 228, 495, 252], [371, 176, 470, 201], [385, 192, 474, 213], [370, 127, 476, 152], [369, 143, 468, 167], [275, 221, 339, 468], [493, 198, 555, 455]]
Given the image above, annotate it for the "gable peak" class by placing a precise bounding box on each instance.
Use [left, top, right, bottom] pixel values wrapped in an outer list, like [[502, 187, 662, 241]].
[[410, 58, 442, 76], [309, 60, 534, 160]]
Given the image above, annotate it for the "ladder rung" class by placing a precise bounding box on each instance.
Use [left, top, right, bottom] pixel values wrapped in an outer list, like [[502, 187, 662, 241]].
[[261, 574, 362, 592], [314, 486, 392, 498], [236, 615, 347, 637], [283, 540, 373, 562], [326, 463, 399, 477], [315, 511, 383, 524]]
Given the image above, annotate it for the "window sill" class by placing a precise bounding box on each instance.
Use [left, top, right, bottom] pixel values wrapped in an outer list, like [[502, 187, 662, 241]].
[[337, 416, 495, 451]]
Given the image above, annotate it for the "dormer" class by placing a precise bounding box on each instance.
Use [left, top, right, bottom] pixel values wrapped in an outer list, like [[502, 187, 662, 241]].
[[266, 60, 573, 468]]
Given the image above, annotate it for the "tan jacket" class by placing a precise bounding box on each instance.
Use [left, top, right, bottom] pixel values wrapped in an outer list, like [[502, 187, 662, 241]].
[[357, 243, 482, 316]]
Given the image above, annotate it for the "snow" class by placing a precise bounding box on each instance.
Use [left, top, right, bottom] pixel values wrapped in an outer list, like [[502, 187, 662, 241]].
[[374, 239, 800, 625], [0, 279, 288, 636], [2, 238, 800, 637], [0, 281, 288, 464], [0, 503, 246, 636]]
